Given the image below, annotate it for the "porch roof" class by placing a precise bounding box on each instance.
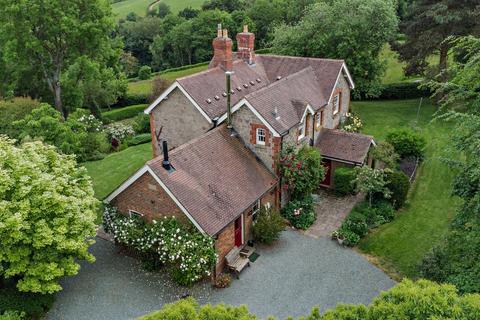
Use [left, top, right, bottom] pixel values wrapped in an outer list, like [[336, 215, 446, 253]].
[[316, 129, 374, 165]]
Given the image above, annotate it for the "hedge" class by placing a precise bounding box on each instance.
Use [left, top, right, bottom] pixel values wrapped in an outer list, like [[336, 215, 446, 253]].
[[111, 93, 149, 109], [333, 167, 356, 196], [0, 285, 54, 319], [102, 104, 148, 122], [378, 82, 431, 100], [128, 133, 152, 146]]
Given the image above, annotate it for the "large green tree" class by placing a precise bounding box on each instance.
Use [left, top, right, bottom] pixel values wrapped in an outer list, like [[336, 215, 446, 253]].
[[0, 138, 98, 293], [421, 36, 480, 294], [0, 0, 122, 117], [395, 0, 480, 79], [270, 0, 398, 98]]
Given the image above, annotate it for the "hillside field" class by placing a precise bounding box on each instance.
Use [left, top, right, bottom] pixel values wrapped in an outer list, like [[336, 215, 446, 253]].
[[112, 0, 204, 20]]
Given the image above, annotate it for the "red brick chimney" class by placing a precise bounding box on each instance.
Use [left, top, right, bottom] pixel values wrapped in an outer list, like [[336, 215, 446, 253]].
[[212, 24, 233, 71], [236, 25, 255, 65]]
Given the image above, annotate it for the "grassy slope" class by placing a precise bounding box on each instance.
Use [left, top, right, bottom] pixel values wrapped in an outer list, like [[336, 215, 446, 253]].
[[83, 143, 152, 199], [127, 64, 209, 95], [112, 0, 203, 21], [352, 99, 460, 278]]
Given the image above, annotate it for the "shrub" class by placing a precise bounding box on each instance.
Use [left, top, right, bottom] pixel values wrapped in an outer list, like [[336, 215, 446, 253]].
[[354, 166, 392, 207], [252, 207, 285, 244], [333, 167, 357, 196], [149, 76, 170, 103], [278, 145, 325, 200], [373, 200, 395, 222], [385, 170, 410, 209], [214, 273, 232, 289], [281, 195, 316, 230], [386, 128, 427, 159], [371, 141, 400, 169], [339, 112, 363, 133], [0, 97, 40, 138], [133, 113, 151, 134], [128, 133, 152, 146], [103, 206, 216, 286], [138, 66, 152, 80], [342, 211, 369, 237], [113, 93, 149, 108], [0, 310, 25, 320], [0, 284, 54, 318], [378, 82, 431, 100], [105, 123, 135, 144], [337, 227, 361, 246], [102, 104, 147, 122]]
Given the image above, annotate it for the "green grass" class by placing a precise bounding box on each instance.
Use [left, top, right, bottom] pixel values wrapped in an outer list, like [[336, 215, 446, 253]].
[[127, 64, 208, 95], [83, 142, 152, 199], [351, 99, 461, 279], [112, 0, 203, 21]]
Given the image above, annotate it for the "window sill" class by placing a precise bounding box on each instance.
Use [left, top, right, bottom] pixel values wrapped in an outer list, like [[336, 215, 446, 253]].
[[255, 144, 267, 149]]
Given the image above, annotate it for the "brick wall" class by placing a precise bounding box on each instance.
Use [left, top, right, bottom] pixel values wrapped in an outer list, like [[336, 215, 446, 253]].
[[151, 87, 211, 157], [111, 172, 188, 224]]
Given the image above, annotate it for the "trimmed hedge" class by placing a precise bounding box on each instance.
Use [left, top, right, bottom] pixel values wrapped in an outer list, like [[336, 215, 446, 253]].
[[378, 82, 431, 100], [102, 104, 148, 122], [386, 128, 427, 159], [111, 93, 149, 109], [334, 167, 357, 196], [385, 170, 410, 209], [128, 133, 152, 146]]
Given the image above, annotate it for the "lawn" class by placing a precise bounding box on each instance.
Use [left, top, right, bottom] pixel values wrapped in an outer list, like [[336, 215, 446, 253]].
[[351, 99, 461, 279], [127, 64, 208, 95], [112, 0, 204, 21], [83, 142, 152, 199]]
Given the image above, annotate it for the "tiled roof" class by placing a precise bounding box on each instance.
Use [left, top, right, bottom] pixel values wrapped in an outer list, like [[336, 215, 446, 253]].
[[147, 125, 277, 236], [316, 129, 373, 164], [173, 55, 346, 121], [243, 67, 326, 134]]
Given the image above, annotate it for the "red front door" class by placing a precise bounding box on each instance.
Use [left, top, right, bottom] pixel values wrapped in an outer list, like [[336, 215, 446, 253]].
[[234, 216, 243, 247], [321, 160, 332, 187]]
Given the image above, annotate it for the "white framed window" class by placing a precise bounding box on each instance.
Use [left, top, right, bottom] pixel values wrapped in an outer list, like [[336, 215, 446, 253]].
[[252, 199, 261, 222], [316, 111, 324, 128], [264, 202, 271, 210], [256, 128, 266, 145], [128, 210, 143, 219], [298, 123, 305, 141], [333, 94, 340, 115]]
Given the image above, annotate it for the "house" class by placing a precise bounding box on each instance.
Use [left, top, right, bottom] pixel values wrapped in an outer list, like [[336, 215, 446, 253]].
[[106, 25, 375, 275]]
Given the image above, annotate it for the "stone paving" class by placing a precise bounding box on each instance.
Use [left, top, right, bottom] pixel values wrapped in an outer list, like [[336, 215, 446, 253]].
[[303, 191, 365, 238], [47, 230, 395, 320]]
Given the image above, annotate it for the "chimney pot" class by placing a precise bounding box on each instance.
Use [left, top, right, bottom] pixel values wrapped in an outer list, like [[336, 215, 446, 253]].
[[243, 25, 248, 33]]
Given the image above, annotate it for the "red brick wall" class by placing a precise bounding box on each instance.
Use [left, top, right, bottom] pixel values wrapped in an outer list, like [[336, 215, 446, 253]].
[[214, 186, 278, 275], [111, 172, 188, 224]]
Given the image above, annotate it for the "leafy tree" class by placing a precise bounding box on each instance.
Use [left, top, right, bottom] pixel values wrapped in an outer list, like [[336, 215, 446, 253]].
[[120, 52, 140, 78], [354, 167, 391, 207], [178, 7, 200, 20], [394, 0, 480, 79], [202, 0, 245, 13], [385, 128, 426, 159], [0, 0, 122, 118], [139, 280, 480, 319], [270, 0, 398, 98], [156, 3, 171, 18], [0, 98, 41, 138], [252, 206, 285, 244], [0, 137, 98, 293], [246, 0, 285, 47], [371, 141, 399, 169]]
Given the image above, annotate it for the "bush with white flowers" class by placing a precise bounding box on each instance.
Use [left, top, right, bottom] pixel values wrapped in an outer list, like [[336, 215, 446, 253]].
[[340, 113, 363, 133], [105, 123, 135, 142], [103, 206, 216, 285], [77, 114, 103, 132]]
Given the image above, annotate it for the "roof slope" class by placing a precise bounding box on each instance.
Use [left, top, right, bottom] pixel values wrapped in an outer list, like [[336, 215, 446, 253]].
[[316, 129, 374, 164], [148, 125, 277, 236], [243, 67, 326, 134]]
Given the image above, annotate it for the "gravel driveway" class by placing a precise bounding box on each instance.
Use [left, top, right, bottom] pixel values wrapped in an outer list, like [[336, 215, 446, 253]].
[[47, 230, 395, 320]]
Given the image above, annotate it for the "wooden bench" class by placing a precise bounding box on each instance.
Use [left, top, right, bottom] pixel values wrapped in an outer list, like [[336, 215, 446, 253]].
[[225, 246, 250, 279]]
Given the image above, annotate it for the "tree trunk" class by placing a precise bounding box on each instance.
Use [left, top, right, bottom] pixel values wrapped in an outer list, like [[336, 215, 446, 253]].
[[439, 43, 449, 82], [53, 82, 64, 116]]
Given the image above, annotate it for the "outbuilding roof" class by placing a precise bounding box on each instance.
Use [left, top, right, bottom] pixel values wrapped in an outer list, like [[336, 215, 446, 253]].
[[316, 129, 374, 165]]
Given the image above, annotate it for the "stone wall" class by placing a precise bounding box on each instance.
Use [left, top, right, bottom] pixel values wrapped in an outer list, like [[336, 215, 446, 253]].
[[150, 87, 212, 156]]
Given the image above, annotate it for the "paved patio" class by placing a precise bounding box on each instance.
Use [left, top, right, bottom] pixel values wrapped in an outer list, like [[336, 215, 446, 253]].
[[303, 191, 364, 238], [47, 230, 395, 320]]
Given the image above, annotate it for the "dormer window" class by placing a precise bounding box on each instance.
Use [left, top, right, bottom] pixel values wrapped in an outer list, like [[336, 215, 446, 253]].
[[333, 93, 341, 115], [256, 128, 266, 145]]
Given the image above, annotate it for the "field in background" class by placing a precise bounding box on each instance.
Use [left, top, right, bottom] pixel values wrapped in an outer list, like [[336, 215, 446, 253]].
[[112, 0, 203, 21], [352, 99, 460, 279]]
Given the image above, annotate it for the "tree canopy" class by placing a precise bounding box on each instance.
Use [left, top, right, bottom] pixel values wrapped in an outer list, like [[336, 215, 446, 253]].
[[394, 0, 480, 78], [0, 138, 98, 293], [0, 0, 124, 117], [270, 0, 398, 98]]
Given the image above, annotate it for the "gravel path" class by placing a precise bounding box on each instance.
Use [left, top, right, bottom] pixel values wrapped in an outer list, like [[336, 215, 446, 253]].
[[47, 230, 395, 320]]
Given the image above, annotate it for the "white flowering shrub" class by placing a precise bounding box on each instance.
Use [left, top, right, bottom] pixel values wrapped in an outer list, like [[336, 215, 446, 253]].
[[340, 113, 363, 133], [103, 206, 217, 285], [105, 123, 135, 142], [77, 114, 103, 132]]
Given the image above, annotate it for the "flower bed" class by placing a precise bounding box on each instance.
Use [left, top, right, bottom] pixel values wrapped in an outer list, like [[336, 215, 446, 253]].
[[103, 206, 216, 285]]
